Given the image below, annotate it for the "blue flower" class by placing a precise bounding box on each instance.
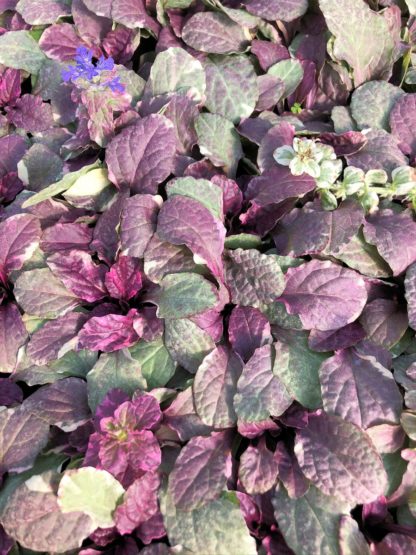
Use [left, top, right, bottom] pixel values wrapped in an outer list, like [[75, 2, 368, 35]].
[[62, 46, 124, 93], [104, 76, 125, 93]]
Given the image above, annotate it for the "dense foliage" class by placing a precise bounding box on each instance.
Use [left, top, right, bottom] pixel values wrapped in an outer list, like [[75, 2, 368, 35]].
[[1, 0, 416, 554]]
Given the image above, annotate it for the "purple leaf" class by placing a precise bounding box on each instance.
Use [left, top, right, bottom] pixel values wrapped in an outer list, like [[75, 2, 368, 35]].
[[319, 131, 368, 157], [105, 115, 176, 194], [26, 312, 87, 365], [47, 249, 108, 303], [193, 346, 242, 428], [244, 0, 308, 21], [16, 0, 71, 24], [246, 166, 316, 207], [78, 309, 139, 352], [256, 74, 285, 111], [228, 306, 272, 362], [115, 471, 160, 535], [0, 478, 94, 552], [157, 195, 226, 279], [371, 533, 416, 554], [359, 298, 408, 349], [389, 93, 416, 159], [319, 348, 403, 429], [104, 256, 142, 301], [0, 68, 21, 107], [0, 134, 28, 179], [0, 214, 41, 275], [234, 344, 292, 423], [182, 12, 248, 54], [274, 442, 309, 499], [91, 191, 127, 264], [39, 23, 89, 61], [363, 209, 416, 275], [40, 223, 93, 253], [239, 437, 279, 494], [257, 122, 295, 172], [308, 322, 366, 352], [211, 174, 243, 216], [163, 387, 213, 442], [251, 39, 290, 71], [0, 378, 23, 406], [168, 431, 232, 511], [294, 411, 387, 504], [6, 94, 54, 132], [273, 200, 364, 257], [279, 259, 368, 331], [0, 303, 28, 373], [0, 406, 50, 472], [346, 130, 408, 173], [83, 0, 158, 32], [164, 94, 198, 155], [22, 378, 90, 431], [120, 194, 160, 258], [72, 0, 112, 46]]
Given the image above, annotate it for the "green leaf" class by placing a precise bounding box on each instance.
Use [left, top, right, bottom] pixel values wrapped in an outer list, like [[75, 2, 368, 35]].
[[22, 161, 101, 208], [274, 330, 327, 409], [267, 59, 304, 97], [13, 268, 80, 318], [204, 55, 259, 124], [63, 168, 113, 210], [350, 81, 404, 131], [224, 249, 285, 311], [57, 467, 125, 528], [272, 484, 349, 555], [166, 177, 223, 220], [87, 349, 146, 411], [149, 47, 206, 101], [0, 454, 66, 514], [195, 113, 243, 177], [164, 318, 215, 373], [224, 234, 263, 250], [160, 487, 257, 555], [129, 338, 176, 389], [0, 31, 46, 73], [156, 273, 218, 319], [319, 0, 396, 86]]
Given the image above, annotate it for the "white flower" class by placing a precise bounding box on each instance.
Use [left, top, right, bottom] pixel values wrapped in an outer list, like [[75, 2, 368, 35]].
[[273, 138, 337, 179]]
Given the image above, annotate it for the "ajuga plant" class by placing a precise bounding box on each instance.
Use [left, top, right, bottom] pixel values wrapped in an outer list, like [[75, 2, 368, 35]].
[[1, 0, 416, 554]]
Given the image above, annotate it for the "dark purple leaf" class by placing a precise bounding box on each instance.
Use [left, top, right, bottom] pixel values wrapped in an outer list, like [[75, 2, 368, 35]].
[[105, 115, 176, 194], [0, 213, 41, 275], [157, 195, 226, 280], [47, 249, 108, 303], [294, 411, 387, 504], [78, 309, 139, 352], [6, 94, 54, 132], [104, 256, 142, 301], [168, 431, 232, 511], [279, 259, 368, 331], [228, 306, 272, 362], [364, 209, 416, 275], [389, 93, 416, 158], [120, 194, 160, 258], [319, 347, 403, 429], [0, 303, 28, 373], [26, 312, 87, 365]]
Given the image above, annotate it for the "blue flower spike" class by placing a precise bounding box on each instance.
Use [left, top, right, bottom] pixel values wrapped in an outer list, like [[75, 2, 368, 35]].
[[61, 46, 125, 93]]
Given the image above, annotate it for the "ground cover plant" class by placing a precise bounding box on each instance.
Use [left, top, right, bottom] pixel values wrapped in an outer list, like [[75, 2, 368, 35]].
[[1, 0, 416, 553]]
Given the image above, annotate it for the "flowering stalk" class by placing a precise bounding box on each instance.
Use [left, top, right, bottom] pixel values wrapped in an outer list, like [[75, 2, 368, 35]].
[[62, 46, 125, 93], [274, 137, 416, 212]]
